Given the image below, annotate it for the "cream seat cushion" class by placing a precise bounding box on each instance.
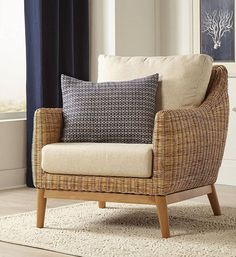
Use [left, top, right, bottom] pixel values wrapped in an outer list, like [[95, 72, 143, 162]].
[[42, 143, 153, 178], [98, 54, 213, 110]]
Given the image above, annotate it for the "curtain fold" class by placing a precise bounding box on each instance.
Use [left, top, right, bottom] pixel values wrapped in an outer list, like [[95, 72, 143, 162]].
[[24, 0, 89, 187]]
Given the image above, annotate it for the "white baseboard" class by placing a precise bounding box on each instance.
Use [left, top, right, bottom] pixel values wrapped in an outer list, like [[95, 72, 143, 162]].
[[0, 168, 26, 190], [217, 160, 236, 186]]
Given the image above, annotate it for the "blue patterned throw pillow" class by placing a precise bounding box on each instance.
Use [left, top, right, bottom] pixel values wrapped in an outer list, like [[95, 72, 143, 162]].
[[61, 73, 158, 144]]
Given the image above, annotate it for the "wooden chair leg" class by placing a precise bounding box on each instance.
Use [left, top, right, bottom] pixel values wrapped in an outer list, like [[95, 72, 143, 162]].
[[37, 189, 47, 228], [156, 196, 170, 238], [207, 184, 221, 216], [98, 201, 106, 209]]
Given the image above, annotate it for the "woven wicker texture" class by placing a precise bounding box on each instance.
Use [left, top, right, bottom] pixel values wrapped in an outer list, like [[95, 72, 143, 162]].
[[32, 66, 229, 196]]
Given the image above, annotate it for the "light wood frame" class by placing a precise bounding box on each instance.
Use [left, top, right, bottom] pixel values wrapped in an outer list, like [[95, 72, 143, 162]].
[[37, 184, 221, 238]]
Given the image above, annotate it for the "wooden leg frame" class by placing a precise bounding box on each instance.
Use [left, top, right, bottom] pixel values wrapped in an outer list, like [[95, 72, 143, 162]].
[[37, 184, 221, 238]]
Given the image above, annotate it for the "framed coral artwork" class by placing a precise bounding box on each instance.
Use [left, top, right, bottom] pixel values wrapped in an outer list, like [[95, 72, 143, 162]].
[[193, 0, 236, 75]]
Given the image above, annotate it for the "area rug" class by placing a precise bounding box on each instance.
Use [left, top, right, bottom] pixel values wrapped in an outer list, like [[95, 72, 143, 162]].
[[0, 201, 235, 257]]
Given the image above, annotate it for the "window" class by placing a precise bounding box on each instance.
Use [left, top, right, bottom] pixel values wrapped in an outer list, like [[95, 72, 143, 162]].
[[0, 0, 26, 115]]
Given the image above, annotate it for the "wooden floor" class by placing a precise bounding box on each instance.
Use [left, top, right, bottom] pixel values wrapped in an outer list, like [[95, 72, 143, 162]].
[[0, 185, 235, 257]]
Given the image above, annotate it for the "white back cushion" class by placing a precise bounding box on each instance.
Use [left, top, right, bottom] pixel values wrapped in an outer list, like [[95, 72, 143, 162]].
[[98, 54, 213, 110]]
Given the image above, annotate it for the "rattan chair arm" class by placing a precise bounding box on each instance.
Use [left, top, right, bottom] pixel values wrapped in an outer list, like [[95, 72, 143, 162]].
[[32, 108, 63, 187], [152, 65, 229, 195]]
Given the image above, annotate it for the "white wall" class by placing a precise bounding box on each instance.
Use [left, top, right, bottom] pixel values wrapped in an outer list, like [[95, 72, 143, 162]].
[[0, 119, 26, 189], [159, 0, 192, 55], [90, 0, 105, 82], [90, 0, 157, 81], [90, 0, 116, 82], [115, 0, 156, 56]]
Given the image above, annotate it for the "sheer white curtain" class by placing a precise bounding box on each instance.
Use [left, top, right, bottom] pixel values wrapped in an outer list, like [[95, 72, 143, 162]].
[[0, 0, 26, 114]]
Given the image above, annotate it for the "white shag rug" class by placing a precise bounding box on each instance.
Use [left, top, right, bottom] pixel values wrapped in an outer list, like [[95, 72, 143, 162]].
[[0, 201, 235, 257]]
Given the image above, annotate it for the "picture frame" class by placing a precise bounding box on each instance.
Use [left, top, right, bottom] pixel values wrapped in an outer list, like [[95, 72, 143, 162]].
[[193, 0, 236, 76]]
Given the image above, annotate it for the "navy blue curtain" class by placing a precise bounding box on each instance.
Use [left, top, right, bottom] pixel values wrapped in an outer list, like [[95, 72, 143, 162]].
[[24, 0, 89, 187]]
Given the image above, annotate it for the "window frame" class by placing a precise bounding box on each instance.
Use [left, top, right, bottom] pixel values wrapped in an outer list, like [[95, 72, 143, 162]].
[[0, 112, 26, 121]]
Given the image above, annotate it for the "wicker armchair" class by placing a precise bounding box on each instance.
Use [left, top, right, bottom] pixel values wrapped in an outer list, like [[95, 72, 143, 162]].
[[33, 65, 229, 238]]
